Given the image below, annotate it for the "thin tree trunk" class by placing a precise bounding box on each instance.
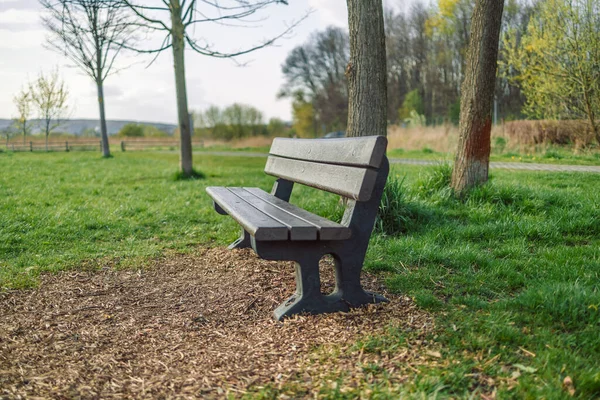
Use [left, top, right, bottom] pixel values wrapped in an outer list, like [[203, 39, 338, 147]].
[[346, 0, 387, 138], [451, 0, 504, 195], [95, 21, 111, 159], [171, 0, 193, 176], [97, 81, 111, 157], [45, 120, 49, 152], [23, 122, 26, 145]]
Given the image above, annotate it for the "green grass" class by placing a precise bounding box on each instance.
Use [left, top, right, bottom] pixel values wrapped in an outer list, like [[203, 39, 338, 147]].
[[1, 151, 599, 397]]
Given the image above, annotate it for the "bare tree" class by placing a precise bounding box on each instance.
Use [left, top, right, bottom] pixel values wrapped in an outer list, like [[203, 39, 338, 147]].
[[29, 70, 70, 151], [12, 88, 33, 145], [451, 0, 504, 195], [41, 0, 133, 158], [280, 26, 349, 133], [121, 0, 304, 178], [346, 0, 387, 138]]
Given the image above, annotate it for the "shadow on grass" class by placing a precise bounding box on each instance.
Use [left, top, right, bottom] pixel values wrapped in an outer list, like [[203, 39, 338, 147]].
[[172, 168, 206, 181]]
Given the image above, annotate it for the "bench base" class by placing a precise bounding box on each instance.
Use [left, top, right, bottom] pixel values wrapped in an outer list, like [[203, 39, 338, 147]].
[[274, 290, 388, 321]]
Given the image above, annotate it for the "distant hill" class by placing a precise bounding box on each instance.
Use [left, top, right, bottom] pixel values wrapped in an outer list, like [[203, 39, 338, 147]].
[[0, 119, 177, 136]]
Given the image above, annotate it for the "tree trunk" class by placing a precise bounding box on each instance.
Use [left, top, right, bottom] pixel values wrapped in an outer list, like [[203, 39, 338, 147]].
[[45, 120, 49, 152], [171, 0, 193, 176], [97, 80, 111, 157], [346, 0, 387, 138], [451, 0, 504, 196]]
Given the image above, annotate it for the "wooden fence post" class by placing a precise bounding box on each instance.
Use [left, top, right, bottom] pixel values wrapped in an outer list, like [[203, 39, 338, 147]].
[[30, 141, 33, 152], [121, 141, 126, 152], [66, 141, 69, 152]]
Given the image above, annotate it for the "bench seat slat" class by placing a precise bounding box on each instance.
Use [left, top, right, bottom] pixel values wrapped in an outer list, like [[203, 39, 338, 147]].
[[228, 188, 318, 241], [269, 136, 387, 168], [244, 188, 352, 241], [264, 156, 378, 201], [206, 187, 288, 241]]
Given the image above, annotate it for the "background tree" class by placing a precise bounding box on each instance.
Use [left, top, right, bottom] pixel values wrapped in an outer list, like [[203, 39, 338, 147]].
[[346, 0, 387, 138], [122, 0, 303, 178], [267, 118, 287, 137], [398, 89, 424, 121], [41, 0, 133, 158], [279, 0, 531, 128], [280, 26, 349, 134], [505, 0, 600, 144], [29, 70, 70, 152], [1, 125, 16, 148], [12, 88, 33, 145], [291, 92, 317, 137], [195, 103, 267, 140], [451, 0, 504, 195], [118, 123, 145, 137]]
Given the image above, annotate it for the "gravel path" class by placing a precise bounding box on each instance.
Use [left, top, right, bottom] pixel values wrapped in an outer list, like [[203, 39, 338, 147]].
[[199, 151, 600, 173]]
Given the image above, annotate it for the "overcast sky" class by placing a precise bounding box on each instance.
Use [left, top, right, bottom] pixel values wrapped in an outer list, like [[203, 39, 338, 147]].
[[0, 0, 411, 124]]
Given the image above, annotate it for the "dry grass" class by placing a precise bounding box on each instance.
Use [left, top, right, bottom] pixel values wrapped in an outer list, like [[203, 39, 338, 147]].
[[387, 121, 599, 155], [387, 125, 458, 153], [502, 120, 596, 148], [0, 248, 435, 399]]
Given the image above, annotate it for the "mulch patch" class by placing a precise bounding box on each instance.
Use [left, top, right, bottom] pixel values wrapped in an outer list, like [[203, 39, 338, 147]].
[[1, 248, 435, 399]]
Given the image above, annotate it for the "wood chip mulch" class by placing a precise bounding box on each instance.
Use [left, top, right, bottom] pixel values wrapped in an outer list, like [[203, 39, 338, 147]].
[[0, 248, 435, 399]]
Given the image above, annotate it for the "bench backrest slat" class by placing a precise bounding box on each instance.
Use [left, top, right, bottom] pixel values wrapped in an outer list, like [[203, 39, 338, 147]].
[[264, 136, 387, 202], [269, 136, 387, 168]]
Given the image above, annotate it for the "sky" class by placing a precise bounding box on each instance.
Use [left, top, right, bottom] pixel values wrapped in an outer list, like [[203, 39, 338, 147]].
[[0, 0, 410, 124]]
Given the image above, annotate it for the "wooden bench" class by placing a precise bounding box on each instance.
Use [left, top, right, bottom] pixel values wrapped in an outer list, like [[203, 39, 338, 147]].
[[206, 136, 389, 320]]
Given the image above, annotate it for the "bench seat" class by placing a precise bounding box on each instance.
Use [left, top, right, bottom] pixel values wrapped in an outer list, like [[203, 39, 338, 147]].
[[207, 186, 352, 241]]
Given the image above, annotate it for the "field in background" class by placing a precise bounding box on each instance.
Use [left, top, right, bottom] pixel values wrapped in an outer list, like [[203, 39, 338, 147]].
[[4, 122, 599, 165], [0, 151, 598, 397]]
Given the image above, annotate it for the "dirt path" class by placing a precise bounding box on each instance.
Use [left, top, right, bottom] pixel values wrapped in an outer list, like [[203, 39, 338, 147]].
[[197, 151, 600, 174], [1, 249, 435, 399]]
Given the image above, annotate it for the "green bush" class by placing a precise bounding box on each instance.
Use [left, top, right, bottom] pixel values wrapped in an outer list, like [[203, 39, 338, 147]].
[[118, 123, 144, 137]]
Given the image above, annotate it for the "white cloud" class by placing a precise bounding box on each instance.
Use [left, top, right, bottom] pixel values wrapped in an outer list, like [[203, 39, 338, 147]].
[[309, 0, 348, 27], [0, 28, 45, 48], [0, 8, 38, 24]]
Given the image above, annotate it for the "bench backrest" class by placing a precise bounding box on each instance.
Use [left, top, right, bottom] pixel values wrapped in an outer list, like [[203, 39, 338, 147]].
[[265, 136, 387, 201]]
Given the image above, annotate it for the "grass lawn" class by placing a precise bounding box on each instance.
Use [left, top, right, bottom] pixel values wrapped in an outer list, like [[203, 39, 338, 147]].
[[194, 144, 600, 166], [1, 151, 599, 398]]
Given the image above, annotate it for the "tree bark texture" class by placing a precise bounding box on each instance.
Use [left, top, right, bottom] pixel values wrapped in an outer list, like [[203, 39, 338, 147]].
[[171, 0, 193, 176], [451, 0, 504, 195], [346, 0, 387, 138]]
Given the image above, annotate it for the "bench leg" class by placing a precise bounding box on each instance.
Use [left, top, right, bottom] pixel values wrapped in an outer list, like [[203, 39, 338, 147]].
[[274, 255, 349, 320], [228, 229, 251, 250], [332, 255, 388, 306]]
